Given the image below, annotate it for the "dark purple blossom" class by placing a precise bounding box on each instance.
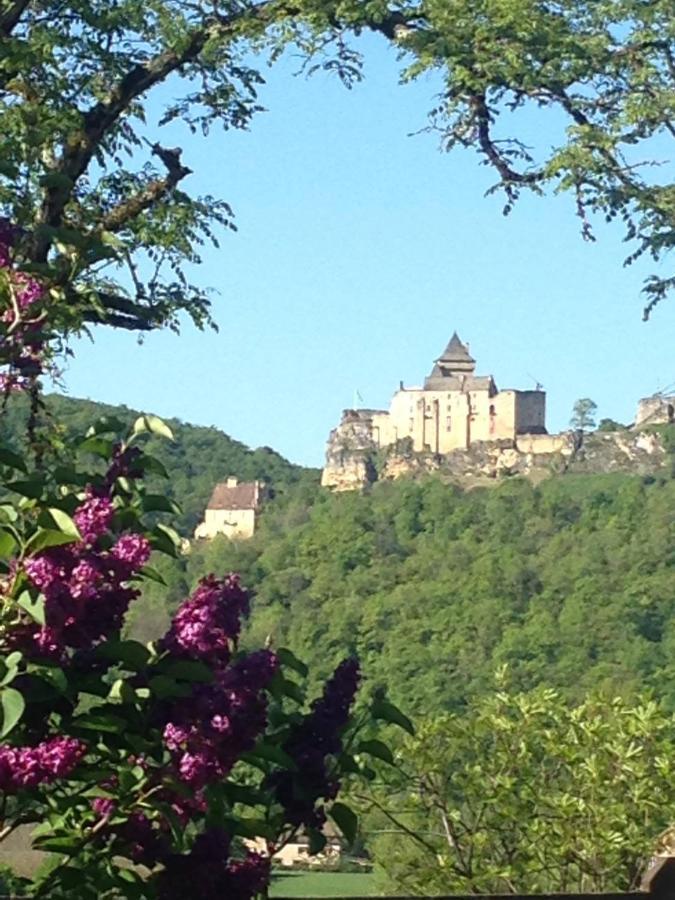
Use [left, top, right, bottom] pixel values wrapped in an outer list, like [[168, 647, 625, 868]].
[[91, 797, 116, 818], [12, 272, 43, 308], [74, 489, 113, 544], [271, 658, 360, 828], [162, 650, 278, 789], [111, 533, 151, 572], [19, 490, 151, 656], [157, 829, 270, 900], [162, 574, 250, 665], [0, 737, 86, 792], [117, 811, 166, 865]]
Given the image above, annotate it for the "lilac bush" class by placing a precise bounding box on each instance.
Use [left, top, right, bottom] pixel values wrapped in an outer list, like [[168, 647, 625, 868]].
[[0, 228, 409, 898]]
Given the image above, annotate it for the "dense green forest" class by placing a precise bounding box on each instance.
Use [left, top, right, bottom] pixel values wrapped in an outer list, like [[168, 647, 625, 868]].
[[190, 470, 675, 713], [4, 395, 675, 714], [1, 393, 319, 534]]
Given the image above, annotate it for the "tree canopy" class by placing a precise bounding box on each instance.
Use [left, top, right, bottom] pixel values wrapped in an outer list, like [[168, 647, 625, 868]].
[[3, 0, 674, 341], [0, 0, 405, 338], [386, 0, 675, 318], [364, 684, 675, 894]]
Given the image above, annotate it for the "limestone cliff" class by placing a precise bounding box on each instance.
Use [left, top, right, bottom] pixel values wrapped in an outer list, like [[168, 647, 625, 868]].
[[321, 410, 378, 491], [321, 415, 671, 491]]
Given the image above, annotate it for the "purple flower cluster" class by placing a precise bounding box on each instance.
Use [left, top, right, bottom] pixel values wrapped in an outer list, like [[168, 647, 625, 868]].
[[0, 219, 47, 391], [162, 574, 250, 664], [73, 488, 113, 544], [272, 658, 360, 829], [157, 828, 270, 900], [20, 490, 150, 656], [162, 650, 278, 789], [91, 796, 116, 818], [0, 736, 85, 792]]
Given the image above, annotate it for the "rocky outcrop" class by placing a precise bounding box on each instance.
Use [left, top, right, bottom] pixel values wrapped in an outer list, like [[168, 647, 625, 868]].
[[321, 410, 379, 491], [322, 422, 671, 491]]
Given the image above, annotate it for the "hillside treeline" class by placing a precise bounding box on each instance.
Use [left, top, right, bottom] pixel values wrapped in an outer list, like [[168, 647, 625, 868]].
[[186, 468, 675, 713], [1, 393, 318, 534], [5, 396, 674, 713]]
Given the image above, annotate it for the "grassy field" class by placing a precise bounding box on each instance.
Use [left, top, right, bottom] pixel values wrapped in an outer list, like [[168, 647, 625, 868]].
[[270, 870, 378, 898]]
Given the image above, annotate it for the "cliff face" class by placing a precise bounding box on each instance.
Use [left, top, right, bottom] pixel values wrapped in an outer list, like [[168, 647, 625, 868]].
[[321, 410, 378, 491], [321, 415, 671, 491]]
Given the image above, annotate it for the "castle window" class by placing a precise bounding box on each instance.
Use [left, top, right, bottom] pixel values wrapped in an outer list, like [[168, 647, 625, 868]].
[[447, 404, 452, 412], [409, 418, 414, 432], [489, 404, 496, 416], [446, 416, 452, 431]]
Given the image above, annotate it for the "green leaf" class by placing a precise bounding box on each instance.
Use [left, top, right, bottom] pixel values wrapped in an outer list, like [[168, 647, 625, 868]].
[[0, 447, 27, 473], [371, 699, 415, 735], [33, 835, 81, 854], [357, 739, 395, 765], [307, 827, 327, 854], [0, 504, 18, 522], [132, 415, 174, 441], [0, 686, 25, 737], [17, 591, 45, 625], [0, 528, 18, 558], [95, 640, 150, 671], [73, 711, 128, 733], [155, 523, 181, 547], [24, 528, 78, 555], [7, 478, 45, 500], [137, 565, 167, 586], [329, 801, 358, 845], [78, 436, 114, 458], [277, 647, 309, 678], [161, 659, 213, 682], [270, 674, 305, 704], [141, 494, 181, 514], [29, 664, 67, 694], [47, 508, 81, 538], [85, 417, 126, 437], [137, 454, 169, 479], [148, 675, 191, 699], [243, 741, 297, 771]]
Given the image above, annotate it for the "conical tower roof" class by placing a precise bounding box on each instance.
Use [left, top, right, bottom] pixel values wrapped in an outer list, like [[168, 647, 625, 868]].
[[438, 331, 475, 364]]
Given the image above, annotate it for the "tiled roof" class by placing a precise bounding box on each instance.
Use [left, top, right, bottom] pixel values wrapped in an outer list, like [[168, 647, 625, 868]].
[[207, 481, 260, 511], [438, 331, 475, 363]]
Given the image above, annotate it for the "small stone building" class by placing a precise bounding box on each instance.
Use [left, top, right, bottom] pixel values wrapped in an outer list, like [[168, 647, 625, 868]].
[[194, 477, 263, 540]]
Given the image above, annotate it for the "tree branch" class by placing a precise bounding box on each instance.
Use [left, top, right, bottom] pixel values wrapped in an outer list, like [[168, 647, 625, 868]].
[[99, 145, 192, 233], [68, 289, 163, 331], [33, 1, 278, 261], [0, 0, 31, 36], [470, 93, 541, 184]]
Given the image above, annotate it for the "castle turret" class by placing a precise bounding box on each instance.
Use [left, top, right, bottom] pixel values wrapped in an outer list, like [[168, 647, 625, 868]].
[[424, 332, 479, 389]]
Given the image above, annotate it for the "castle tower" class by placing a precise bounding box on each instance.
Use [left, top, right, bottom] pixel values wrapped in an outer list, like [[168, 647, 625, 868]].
[[424, 332, 477, 388]]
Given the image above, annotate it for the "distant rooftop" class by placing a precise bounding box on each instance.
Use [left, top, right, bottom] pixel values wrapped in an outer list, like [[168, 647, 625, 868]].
[[206, 477, 261, 511]]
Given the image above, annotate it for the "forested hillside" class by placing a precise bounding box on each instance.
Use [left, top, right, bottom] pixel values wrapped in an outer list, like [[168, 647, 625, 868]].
[[187, 468, 675, 713], [2, 393, 319, 534], [5, 395, 674, 715]]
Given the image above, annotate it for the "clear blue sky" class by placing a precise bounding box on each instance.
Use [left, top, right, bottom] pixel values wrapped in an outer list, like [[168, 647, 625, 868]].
[[56, 35, 675, 467]]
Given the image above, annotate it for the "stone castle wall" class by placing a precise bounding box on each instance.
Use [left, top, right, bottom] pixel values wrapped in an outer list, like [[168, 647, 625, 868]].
[[636, 395, 675, 428], [321, 413, 670, 492]]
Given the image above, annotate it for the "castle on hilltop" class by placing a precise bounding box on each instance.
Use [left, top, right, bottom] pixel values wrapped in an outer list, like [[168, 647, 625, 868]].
[[321, 332, 671, 492], [344, 332, 546, 455]]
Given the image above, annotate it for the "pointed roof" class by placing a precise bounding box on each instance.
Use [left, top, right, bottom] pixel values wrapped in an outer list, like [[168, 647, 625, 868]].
[[438, 331, 475, 364]]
